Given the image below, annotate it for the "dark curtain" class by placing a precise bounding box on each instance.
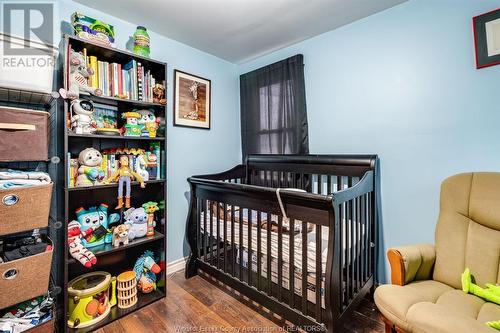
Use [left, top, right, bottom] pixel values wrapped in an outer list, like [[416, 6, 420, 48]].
[[240, 54, 309, 160]]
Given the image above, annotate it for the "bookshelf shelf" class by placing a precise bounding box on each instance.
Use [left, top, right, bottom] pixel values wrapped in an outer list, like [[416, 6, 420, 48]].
[[68, 132, 165, 141], [62, 35, 167, 332]]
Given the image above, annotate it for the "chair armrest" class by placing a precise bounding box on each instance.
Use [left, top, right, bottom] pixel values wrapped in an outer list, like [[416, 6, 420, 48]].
[[387, 244, 435, 286]]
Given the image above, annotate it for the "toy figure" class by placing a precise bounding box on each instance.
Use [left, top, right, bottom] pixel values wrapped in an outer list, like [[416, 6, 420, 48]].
[[135, 153, 149, 181], [142, 201, 159, 237], [121, 112, 141, 137], [59, 49, 102, 100], [68, 220, 97, 268], [106, 155, 146, 209], [70, 99, 96, 134], [112, 224, 130, 247], [75, 204, 119, 247], [152, 83, 166, 105], [133, 251, 161, 293], [137, 109, 159, 137], [123, 207, 148, 240], [75, 148, 105, 187], [145, 151, 158, 180], [462, 268, 500, 330]]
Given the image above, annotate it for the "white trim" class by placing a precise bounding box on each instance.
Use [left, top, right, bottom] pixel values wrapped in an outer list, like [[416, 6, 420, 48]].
[[167, 256, 188, 275]]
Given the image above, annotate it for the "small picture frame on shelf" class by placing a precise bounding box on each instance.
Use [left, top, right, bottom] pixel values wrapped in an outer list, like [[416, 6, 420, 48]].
[[473, 8, 500, 69], [92, 103, 120, 136], [173, 70, 211, 129]]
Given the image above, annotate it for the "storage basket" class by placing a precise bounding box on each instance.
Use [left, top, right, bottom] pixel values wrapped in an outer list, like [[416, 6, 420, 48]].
[[0, 106, 50, 161], [116, 271, 137, 309], [0, 237, 53, 309], [0, 183, 53, 236], [0, 33, 58, 94]]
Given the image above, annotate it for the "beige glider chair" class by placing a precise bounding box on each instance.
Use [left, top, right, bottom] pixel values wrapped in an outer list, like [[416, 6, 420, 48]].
[[375, 173, 500, 333]]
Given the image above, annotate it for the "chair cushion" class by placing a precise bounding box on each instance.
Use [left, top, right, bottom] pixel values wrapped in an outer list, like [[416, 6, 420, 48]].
[[406, 301, 497, 333], [374, 280, 453, 331]]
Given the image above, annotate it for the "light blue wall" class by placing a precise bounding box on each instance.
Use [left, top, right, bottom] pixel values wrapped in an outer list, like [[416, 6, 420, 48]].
[[238, 0, 500, 281], [57, 0, 241, 262]]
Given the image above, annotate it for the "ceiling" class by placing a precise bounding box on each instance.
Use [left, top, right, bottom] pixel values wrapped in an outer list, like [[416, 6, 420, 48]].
[[74, 0, 406, 64]]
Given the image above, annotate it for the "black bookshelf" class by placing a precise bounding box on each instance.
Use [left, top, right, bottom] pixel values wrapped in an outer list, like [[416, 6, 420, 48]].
[[62, 35, 167, 332]]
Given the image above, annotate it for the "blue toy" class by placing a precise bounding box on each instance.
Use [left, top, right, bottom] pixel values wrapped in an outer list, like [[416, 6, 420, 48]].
[[133, 250, 161, 293], [75, 204, 120, 247]]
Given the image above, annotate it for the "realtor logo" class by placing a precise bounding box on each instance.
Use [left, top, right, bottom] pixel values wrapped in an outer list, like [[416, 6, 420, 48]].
[[2, 2, 54, 56]]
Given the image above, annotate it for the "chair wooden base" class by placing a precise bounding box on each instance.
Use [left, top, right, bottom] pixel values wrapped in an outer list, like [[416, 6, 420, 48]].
[[380, 314, 407, 333]]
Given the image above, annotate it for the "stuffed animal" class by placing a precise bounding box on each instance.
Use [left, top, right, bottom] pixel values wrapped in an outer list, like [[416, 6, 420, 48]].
[[75, 204, 119, 247], [70, 99, 96, 134], [135, 153, 149, 181], [137, 109, 159, 137], [152, 83, 166, 105], [76, 148, 105, 187], [68, 220, 97, 268], [123, 207, 148, 240], [462, 268, 500, 330], [142, 201, 158, 237], [112, 224, 130, 247], [59, 49, 102, 100], [121, 112, 142, 137], [133, 251, 161, 293]]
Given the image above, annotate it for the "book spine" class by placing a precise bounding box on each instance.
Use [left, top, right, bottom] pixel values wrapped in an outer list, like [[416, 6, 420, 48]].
[[117, 64, 123, 96], [137, 63, 143, 101]]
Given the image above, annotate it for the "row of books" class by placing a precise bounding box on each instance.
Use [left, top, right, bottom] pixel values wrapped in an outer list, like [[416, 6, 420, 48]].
[[68, 151, 166, 188], [82, 47, 160, 103]]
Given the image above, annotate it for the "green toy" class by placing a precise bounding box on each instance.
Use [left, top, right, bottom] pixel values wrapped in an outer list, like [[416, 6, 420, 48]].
[[122, 112, 142, 137], [462, 268, 500, 330]]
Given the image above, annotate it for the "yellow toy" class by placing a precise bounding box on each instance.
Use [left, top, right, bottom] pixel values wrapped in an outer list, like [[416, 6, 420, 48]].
[[106, 155, 145, 209], [67, 271, 117, 329]]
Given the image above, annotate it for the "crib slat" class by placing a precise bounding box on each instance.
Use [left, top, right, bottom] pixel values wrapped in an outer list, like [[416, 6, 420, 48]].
[[289, 218, 295, 308], [209, 200, 214, 266], [257, 211, 262, 290], [203, 200, 207, 262], [277, 215, 283, 302], [248, 208, 252, 286], [360, 195, 365, 282], [339, 202, 346, 307], [356, 197, 361, 290], [299, 173, 304, 190], [327, 175, 332, 194], [197, 198, 201, 258], [267, 212, 272, 295], [239, 206, 243, 280], [223, 203, 228, 273], [217, 202, 221, 270], [302, 221, 308, 315], [318, 175, 323, 195], [315, 224, 322, 322], [231, 205, 236, 277]]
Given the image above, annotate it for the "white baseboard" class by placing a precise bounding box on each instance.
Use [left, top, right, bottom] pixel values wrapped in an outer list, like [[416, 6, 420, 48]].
[[167, 256, 188, 275]]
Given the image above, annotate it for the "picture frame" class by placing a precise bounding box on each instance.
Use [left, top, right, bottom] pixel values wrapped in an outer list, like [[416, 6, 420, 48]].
[[473, 8, 500, 69], [173, 70, 211, 129]]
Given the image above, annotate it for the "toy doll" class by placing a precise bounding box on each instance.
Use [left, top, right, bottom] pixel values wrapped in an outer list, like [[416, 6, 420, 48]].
[[70, 99, 96, 134], [59, 49, 102, 100], [137, 109, 159, 137], [141, 201, 158, 237], [67, 221, 97, 268], [106, 155, 145, 209], [75, 148, 105, 187], [121, 112, 142, 137]]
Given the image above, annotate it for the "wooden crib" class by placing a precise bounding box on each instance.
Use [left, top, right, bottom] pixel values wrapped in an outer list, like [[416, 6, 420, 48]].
[[185, 154, 379, 332]]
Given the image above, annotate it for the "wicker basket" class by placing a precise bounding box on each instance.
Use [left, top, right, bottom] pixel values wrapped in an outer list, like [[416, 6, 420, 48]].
[[116, 271, 137, 309]]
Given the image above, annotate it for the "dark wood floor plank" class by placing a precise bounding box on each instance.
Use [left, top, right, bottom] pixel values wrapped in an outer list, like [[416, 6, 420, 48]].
[[100, 270, 384, 333]]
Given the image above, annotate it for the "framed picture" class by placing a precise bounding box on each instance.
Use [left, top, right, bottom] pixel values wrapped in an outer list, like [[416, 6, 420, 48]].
[[473, 8, 500, 69], [173, 70, 211, 129]]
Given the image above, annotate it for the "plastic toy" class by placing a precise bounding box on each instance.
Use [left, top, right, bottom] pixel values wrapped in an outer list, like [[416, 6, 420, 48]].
[[153, 83, 167, 105], [106, 155, 146, 209], [75, 204, 119, 247], [462, 268, 500, 330], [59, 49, 102, 100], [142, 201, 159, 237], [116, 271, 137, 309], [112, 224, 130, 247], [123, 207, 148, 240], [145, 150, 158, 180], [137, 109, 159, 137], [68, 220, 96, 268], [133, 251, 161, 294], [133, 26, 150, 57], [75, 148, 105, 187], [70, 99, 96, 134], [121, 112, 142, 137], [135, 152, 149, 181], [67, 271, 116, 328], [72, 12, 115, 46]]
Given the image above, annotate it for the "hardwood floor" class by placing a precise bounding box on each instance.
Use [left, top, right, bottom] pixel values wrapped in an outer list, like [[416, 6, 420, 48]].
[[95, 270, 384, 333]]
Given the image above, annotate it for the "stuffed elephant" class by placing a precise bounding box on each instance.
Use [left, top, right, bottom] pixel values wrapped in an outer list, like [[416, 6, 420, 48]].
[[59, 49, 102, 100]]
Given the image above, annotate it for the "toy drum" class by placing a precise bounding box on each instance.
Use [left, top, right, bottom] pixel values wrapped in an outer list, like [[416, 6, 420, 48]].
[[67, 271, 117, 328], [117, 271, 137, 309]]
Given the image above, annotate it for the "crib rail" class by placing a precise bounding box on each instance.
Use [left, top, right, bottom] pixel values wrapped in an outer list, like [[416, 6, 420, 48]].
[[185, 155, 378, 332]]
